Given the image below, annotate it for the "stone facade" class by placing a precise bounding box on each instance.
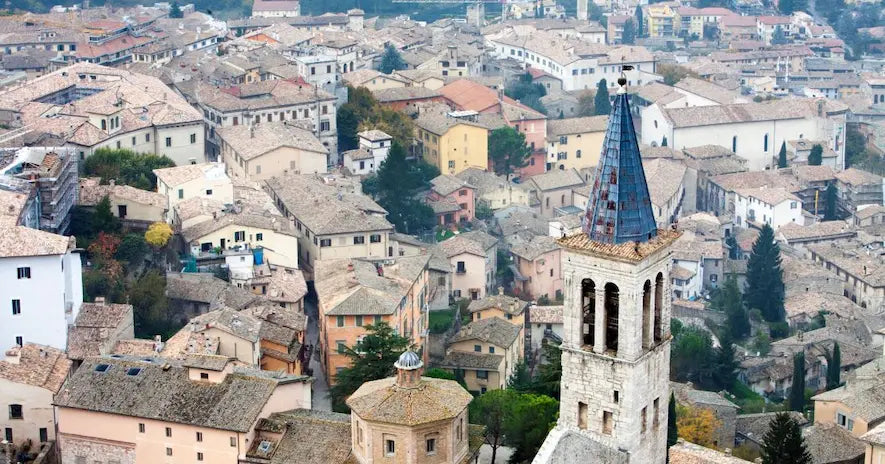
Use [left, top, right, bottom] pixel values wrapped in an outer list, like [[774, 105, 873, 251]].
[[536, 239, 675, 464], [59, 434, 136, 464]]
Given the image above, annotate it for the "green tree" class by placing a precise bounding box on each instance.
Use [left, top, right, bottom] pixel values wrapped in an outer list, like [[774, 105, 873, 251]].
[[470, 389, 513, 464], [825, 183, 838, 220], [594, 79, 611, 115], [713, 329, 739, 390], [488, 126, 531, 176], [668, 392, 679, 448], [661, 136, 668, 147], [128, 270, 173, 338], [622, 19, 636, 44], [505, 73, 548, 115], [778, 0, 808, 15], [777, 141, 788, 168], [761, 413, 813, 464], [476, 202, 493, 220], [658, 63, 699, 86], [634, 5, 644, 37], [93, 196, 121, 235], [503, 393, 559, 463], [771, 26, 789, 45], [169, 0, 183, 17], [369, 142, 436, 234], [808, 144, 823, 166], [670, 324, 715, 388], [789, 352, 806, 412], [577, 90, 595, 116], [745, 224, 785, 324], [424, 368, 456, 380], [115, 233, 148, 265], [826, 342, 841, 390], [83, 148, 176, 190], [328, 322, 411, 412], [533, 342, 562, 399], [721, 275, 750, 339], [507, 361, 533, 391], [379, 44, 407, 74], [726, 234, 740, 260]]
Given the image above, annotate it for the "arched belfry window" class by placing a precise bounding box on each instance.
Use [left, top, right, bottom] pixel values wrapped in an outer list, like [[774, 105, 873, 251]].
[[604, 283, 619, 354], [654, 273, 664, 343], [642, 280, 652, 349], [582, 279, 596, 348]]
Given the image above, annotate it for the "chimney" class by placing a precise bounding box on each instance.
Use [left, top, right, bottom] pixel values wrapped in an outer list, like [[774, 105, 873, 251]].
[[94, 296, 106, 304], [108, 179, 115, 186], [498, 286, 504, 295], [153, 335, 164, 353], [4, 347, 21, 365]]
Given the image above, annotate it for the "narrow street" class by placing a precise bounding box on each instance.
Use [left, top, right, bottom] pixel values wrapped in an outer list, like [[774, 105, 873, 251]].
[[304, 297, 332, 411]]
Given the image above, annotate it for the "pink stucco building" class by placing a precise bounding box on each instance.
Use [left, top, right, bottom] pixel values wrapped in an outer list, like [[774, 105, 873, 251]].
[[427, 174, 476, 226], [510, 235, 563, 301]]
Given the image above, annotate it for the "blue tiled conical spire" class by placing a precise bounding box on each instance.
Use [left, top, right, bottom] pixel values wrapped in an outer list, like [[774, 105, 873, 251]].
[[582, 79, 657, 244]]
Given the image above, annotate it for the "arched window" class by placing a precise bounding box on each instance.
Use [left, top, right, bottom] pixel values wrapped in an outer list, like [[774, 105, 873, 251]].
[[654, 273, 664, 343], [642, 280, 652, 349], [576, 149, 582, 158], [763, 133, 769, 152], [581, 279, 596, 347], [732, 136, 737, 153], [604, 283, 619, 354], [561, 194, 566, 205]]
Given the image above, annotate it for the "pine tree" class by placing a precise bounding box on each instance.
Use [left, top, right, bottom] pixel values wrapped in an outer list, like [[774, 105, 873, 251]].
[[169, 0, 183, 18], [713, 329, 739, 390], [827, 342, 841, 390], [634, 5, 644, 37], [379, 45, 406, 74], [778, 141, 788, 168], [761, 413, 813, 464], [808, 144, 823, 166], [667, 392, 679, 448], [622, 19, 636, 45], [789, 351, 806, 412], [745, 224, 785, 324], [722, 275, 750, 339], [661, 136, 668, 147], [594, 79, 612, 115], [825, 183, 838, 220], [726, 234, 740, 260]]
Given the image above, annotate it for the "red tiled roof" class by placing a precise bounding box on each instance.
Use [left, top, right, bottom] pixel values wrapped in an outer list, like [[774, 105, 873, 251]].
[[440, 79, 499, 112], [76, 35, 152, 59]]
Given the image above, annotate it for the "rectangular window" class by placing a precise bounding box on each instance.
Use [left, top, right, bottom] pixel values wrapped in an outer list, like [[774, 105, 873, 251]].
[[603, 411, 613, 435], [356, 315, 364, 327], [230, 437, 237, 447], [190, 133, 197, 144], [166, 427, 172, 437], [197, 452, 204, 461], [474, 344, 481, 352], [132, 136, 136, 146], [426, 438, 436, 455], [9, 404, 22, 419], [489, 346, 495, 354], [370, 234, 381, 243], [456, 261, 466, 273], [4, 428, 11, 442], [386, 439, 396, 456], [578, 402, 588, 429], [653, 398, 660, 428], [337, 341, 347, 354], [166, 447, 172, 456], [234, 231, 245, 242], [375, 315, 382, 324], [196, 432, 203, 442], [353, 236, 365, 245], [320, 121, 330, 132], [138, 423, 145, 433], [39, 428, 47, 442], [11, 299, 21, 315], [145, 133, 150, 142], [15, 336, 22, 346], [641, 407, 647, 433], [200, 372, 209, 380], [476, 370, 488, 379], [256, 233, 263, 241], [337, 315, 345, 327], [320, 239, 332, 247], [178, 189, 184, 199], [165, 137, 172, 147]]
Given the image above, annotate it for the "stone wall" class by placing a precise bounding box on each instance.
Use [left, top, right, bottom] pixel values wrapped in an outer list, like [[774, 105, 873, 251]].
[[59, 434, 135, 464]]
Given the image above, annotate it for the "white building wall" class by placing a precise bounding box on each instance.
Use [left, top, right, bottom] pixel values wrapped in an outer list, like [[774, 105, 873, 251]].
[[0, 252, 81, 350], [0, 380, 56, 444], [734, 195, 802, 230]]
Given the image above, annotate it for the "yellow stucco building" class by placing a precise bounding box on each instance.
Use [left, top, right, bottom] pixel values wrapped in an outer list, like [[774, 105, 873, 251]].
[[416, 113, 488, 175], [546, 116, 608, 172]]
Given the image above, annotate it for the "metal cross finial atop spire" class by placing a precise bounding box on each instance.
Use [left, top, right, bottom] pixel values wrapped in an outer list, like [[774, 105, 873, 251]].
[[581, 68, 658, 244]]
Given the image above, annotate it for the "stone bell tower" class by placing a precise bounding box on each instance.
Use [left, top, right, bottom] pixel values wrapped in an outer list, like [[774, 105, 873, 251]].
[[533, 76, 680, 464]]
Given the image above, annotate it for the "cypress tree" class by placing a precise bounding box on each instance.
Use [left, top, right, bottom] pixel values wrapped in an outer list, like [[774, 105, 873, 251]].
[[808, 144, 823, 166], [762, 413, 813, 464], [745, 224, 785, 324], [778, 141, 788, 168], [714, 329, 739, 390], [722, 275, 750, 339], [827, 342, 841, 390], [662, 136, 668, 147], [667, 392, 678, 447], [594, 80, 612, 115], [789, 352, 806, 412], [825, 183, 838, 220]]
